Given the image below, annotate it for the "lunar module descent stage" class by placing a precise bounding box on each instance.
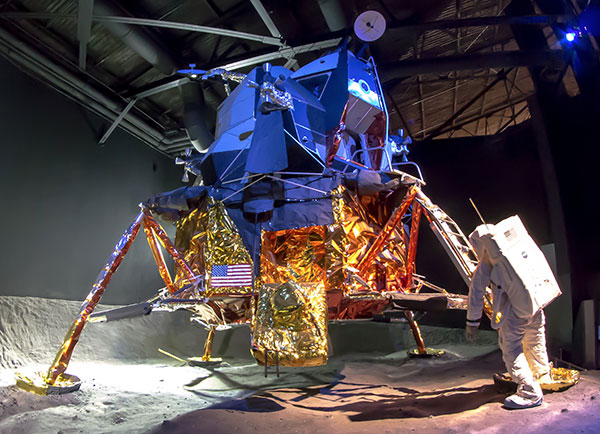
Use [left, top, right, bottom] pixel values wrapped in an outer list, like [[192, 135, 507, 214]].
[[17, 45, 496, 394]]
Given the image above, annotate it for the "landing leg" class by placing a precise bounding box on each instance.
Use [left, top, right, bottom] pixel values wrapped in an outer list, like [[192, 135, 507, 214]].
[[188, 326, 223, 367], [405, 310, 445, 358], [202, 326, 216, 361]]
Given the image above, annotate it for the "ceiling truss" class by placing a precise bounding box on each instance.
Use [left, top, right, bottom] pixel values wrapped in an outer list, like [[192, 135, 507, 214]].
[[0, 0, 586, 153]]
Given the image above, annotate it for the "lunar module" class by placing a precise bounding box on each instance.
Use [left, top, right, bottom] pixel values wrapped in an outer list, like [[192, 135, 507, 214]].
[[17, 44, 500, 395]]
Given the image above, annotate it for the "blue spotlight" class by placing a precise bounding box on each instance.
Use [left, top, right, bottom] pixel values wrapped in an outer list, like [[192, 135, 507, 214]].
[[565, 32, 576, 42]]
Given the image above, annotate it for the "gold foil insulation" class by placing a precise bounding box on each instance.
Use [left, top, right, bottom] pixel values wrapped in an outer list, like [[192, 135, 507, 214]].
[[174, 206, 207, 287], [255, 184, 423, 325], [41, 180, 472, 380], [252, 183, 435, 361], [405, 200, 423, 286], [174, 197, 253, 295], [498, 367, 580, 392], [354, 186, 417, 286], [171, 184, 428, 330], [542, 367, 580, 391], [330, 185, 411, 294], [252, 282, 328, 367], [30, 177, 498, 382], [260, 226, 327, 285], [326, 289, 389, 319], [170, 183, 418, 329]]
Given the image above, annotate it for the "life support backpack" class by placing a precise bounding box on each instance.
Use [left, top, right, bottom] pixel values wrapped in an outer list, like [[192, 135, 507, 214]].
[[469, 216, 561, 319]]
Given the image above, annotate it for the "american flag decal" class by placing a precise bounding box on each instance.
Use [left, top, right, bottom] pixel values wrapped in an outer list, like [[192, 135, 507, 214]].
[[210, 264, 253, 287]]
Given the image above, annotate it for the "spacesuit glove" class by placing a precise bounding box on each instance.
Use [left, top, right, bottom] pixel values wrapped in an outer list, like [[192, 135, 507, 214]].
[[465, 322, 480, 343]]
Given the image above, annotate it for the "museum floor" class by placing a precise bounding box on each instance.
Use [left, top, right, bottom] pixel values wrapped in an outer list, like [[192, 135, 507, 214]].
[[1, 296, 598, 434]]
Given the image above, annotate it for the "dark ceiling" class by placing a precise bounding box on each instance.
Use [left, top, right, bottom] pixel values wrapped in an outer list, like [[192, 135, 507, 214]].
[[0, 0, 582, 156]]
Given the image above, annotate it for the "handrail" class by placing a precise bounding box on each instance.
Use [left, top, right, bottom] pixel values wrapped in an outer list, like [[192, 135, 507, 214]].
[[342, 146, 393, 173], [392, 161, 425, 183]]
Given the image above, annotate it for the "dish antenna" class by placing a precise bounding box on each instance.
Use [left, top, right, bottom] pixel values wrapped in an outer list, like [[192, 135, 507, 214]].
[[354, 10, 386, 42]]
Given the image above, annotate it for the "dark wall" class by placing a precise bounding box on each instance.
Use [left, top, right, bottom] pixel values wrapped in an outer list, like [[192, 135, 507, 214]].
[[529, 89, 600, 361], [409, 123, 572, 348], [0, 57, 183, 305], [411, 123, 552, 293], [541, 92, 600, 306]]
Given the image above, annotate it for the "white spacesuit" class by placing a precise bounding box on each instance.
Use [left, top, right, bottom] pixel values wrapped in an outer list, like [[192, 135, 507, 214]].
[[465, 216, 561, 409]]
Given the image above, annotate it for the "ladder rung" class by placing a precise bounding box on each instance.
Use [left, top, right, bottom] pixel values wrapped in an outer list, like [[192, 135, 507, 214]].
[[422, 190, 481, 282]]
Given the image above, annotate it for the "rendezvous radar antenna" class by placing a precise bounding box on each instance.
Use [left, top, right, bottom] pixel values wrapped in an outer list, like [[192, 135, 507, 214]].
[[353, 10, 387, 42], [469, 198, 487, 226]]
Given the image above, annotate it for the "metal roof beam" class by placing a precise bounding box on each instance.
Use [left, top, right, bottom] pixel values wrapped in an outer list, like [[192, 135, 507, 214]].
[[250, 0, 282, 39], [424, 93, 532, 139], [388, 14, 570, 32], [217, 37, 342, 70], [413, 93, 532, 138], [98, 97, 137, 144], [496, 103, 529, 134], [424, 67, 513, 140], [0, 11, 285, 47], [124, 37, 342, 99], [390, 72, 498, 87], [133, 77, 190, 99], [381, 50, 569, 82]]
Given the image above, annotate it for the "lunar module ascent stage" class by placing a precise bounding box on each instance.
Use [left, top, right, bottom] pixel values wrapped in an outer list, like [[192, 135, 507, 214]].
[[17, 45, 492, 394]]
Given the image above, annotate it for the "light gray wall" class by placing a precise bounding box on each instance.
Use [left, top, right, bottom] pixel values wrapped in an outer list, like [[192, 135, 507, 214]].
[[0, 57, 184, 305]]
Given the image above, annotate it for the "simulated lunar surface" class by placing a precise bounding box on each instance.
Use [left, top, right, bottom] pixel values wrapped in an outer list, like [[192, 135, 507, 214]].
[[1, 295, 598, 434]]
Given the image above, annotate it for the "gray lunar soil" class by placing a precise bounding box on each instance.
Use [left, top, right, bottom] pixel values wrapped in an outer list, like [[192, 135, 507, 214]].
[[0, 295, 598, 434]]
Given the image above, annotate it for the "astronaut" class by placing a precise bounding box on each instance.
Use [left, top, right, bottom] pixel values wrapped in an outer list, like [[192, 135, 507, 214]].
[[465, 216, 561, 409]]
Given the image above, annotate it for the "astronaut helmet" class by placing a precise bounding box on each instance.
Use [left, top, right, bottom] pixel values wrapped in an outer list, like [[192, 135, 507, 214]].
[[468, 224, 495, 259]]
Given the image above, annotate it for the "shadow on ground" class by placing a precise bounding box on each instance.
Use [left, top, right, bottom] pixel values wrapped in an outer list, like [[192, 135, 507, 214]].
[[0, 385, 81, 420], [210, 382, 504, 420]]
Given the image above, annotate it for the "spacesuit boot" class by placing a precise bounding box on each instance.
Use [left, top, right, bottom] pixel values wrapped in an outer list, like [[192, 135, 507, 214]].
[[504, 381, 543, 409]]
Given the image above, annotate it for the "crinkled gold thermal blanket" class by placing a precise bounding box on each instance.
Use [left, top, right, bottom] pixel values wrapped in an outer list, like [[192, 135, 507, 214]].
[[174, 197, 253, 295], [252, 282, 328, 367], [331, 185, 408, 292]]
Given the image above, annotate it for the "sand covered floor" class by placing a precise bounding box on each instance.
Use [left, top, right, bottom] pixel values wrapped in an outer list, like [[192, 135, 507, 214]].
[[146, 352, 600, 434], [0, 296, 597, 433]]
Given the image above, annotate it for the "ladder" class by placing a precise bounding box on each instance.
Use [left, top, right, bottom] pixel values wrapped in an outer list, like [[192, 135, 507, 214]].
[[414, 189, 479, 287]]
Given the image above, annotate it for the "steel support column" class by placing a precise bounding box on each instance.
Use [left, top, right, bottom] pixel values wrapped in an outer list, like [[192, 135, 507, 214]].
[[77, 0, 94, 69]]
